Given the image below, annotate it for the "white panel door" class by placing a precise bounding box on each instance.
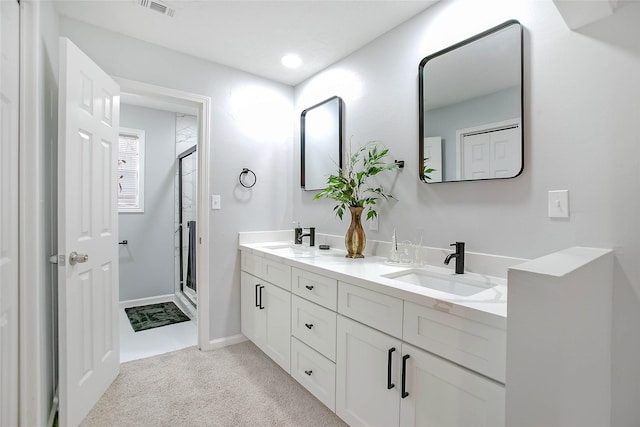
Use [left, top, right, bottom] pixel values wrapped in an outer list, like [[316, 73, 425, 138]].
[[0, 2, 20, 425], [399, 343, 505, 427], [491, 126, 521, 178], [462, 132, 491, 180], [461, 126, 520, 180], [58, 37, 120, 427], [336, 316, 402, 427]]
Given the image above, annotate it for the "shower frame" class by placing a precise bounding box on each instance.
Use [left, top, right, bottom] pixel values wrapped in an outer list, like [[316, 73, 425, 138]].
[[178, 145, 197, 307]]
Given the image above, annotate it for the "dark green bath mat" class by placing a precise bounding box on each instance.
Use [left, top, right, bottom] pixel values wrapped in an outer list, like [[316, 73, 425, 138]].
[[125, 302, 190, 332]]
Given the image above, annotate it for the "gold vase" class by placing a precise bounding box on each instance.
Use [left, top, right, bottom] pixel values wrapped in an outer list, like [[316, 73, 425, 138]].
[[345, 206, 366, 258]]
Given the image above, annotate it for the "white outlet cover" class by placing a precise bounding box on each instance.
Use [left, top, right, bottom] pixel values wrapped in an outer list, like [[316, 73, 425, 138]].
[[548, 190, 569, 218]]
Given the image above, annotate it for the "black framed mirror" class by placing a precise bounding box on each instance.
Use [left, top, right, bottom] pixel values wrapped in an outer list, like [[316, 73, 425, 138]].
[[301, 96, 343, 190], [419, 20, 523, 183]]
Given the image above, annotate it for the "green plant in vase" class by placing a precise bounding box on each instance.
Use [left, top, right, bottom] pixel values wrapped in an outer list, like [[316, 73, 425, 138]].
[[314, 141, 398, 258]]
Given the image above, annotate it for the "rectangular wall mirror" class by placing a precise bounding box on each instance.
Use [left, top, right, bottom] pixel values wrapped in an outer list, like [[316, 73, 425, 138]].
[[419, 20, 523, 183], [301, 96, 343, 190]]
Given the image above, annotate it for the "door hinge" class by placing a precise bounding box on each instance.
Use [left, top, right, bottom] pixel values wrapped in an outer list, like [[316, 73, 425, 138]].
[[49, 254, 66, 266]]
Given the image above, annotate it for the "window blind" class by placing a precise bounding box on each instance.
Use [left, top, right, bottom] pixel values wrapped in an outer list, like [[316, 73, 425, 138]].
[[118, 133, 142, 211]]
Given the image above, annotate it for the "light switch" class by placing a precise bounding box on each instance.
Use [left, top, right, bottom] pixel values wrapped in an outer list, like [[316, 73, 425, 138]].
[[211, 195, 221, 210], [548, 190, 569, 218]]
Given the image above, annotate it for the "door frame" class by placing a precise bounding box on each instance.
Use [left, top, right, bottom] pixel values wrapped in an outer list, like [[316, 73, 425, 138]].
[[116, 77, 212, 350], [18, 1, 58, 425]]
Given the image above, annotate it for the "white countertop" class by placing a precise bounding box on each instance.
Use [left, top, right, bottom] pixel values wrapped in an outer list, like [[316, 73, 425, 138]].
[[239, 240, 509, 329]]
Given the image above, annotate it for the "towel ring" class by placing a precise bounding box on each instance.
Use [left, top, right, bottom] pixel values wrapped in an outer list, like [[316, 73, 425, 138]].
[[239, 168, 256, 188]]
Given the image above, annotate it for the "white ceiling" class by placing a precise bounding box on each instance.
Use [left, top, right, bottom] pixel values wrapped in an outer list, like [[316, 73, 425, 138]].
[[53, 0, 440, 86]]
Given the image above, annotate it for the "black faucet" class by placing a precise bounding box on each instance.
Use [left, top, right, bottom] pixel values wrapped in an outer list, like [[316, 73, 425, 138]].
[[294, 227, 315, 247], [444, 242, 465, 274]]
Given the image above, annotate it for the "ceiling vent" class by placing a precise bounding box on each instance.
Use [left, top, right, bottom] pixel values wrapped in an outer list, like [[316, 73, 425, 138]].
[[137, 0, 175, 17]]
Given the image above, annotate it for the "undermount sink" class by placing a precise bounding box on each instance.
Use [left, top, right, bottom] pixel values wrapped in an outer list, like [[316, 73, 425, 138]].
[[261, 243, 298, 251], [260, 243, 341, 258], [381, 268, 495, 297]]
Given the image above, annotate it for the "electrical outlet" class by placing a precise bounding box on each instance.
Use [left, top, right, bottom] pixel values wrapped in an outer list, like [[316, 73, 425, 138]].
[[369, 214, 379, 231]]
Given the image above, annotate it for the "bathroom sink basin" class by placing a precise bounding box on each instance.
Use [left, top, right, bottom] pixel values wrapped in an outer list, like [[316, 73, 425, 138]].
[[381, 269, 494, 297], [267, 245, 313, 257], [259, 243, 342, 258], [260, 243, 297, 250]]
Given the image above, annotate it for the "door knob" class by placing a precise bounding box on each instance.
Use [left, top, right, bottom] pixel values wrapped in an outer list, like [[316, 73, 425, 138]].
[[69, 251, 89, 265]]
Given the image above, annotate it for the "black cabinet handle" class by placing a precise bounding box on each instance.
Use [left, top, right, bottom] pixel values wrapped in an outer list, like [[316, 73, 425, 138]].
[[255, 284, 260, 307], [387, 347, 396, 389], [304, 323, 313, 330], [259, 286, 265, 310], [305, 285, 314, 291], [304, 370, 312, 376], [401, 354, 410, 398]]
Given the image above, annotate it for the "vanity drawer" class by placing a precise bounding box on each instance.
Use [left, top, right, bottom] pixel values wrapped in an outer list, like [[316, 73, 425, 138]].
[[338, 281, 403, 339], [291, 337, 336, 412], [291, 295, 337, 361], [262, 258, 291, 291], [240, 251, 262, 277], [403, 301, 506, 383], [292, 267, 338, 310]]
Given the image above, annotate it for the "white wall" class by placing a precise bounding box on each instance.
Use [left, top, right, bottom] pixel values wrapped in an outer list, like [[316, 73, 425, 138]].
[[59, 17, 294, 342], [119, 104, 177, 301], [293, 0, 640, 424]]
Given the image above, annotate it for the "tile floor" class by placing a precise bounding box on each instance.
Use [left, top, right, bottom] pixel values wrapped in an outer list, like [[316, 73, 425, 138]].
[[119, 308, 198, 363]]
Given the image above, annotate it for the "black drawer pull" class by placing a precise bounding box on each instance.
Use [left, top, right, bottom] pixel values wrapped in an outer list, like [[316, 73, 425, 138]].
[[401, 354, 410, 398], [255, 284, 260, 307], [304, 323, 314, 330], [304, 370, 312, 376], [305, 285, 314, 291], [259, 286, 265, 310], [387, 347, 396, 389]]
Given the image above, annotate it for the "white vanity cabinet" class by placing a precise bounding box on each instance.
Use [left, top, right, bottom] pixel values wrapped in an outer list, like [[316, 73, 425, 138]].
[[240, 252, 291, 373], [239, 243, 506, 427]]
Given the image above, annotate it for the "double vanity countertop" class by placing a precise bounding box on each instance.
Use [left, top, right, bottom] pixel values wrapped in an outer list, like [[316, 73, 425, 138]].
[[239, 239, 510, 330]]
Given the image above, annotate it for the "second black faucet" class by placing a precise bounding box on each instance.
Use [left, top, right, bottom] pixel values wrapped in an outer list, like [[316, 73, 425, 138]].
[[444, 241, 465, 274]]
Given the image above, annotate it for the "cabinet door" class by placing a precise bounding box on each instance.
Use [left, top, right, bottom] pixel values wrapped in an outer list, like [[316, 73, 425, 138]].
[[240, 271, 263, 343], [336, 316, 402, 427], [399, 343, 505, 427], [262, 282, 291, 373]]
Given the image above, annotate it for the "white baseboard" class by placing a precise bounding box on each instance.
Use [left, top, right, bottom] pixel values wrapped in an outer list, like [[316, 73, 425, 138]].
[[200, 334, 247, 351], [119, 294, 174, 309]]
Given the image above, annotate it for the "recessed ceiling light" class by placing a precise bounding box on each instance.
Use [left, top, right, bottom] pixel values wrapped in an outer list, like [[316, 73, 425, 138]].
[[281, 54, 302, 69]]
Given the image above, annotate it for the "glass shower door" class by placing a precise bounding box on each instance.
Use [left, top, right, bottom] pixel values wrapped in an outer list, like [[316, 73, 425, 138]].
[[178, 146, 197, 306]]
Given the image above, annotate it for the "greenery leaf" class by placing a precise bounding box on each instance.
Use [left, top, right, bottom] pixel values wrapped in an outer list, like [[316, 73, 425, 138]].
[[314, 140, 399, 221]]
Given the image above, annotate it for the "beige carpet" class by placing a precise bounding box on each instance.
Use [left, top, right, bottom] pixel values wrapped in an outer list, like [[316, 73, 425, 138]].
[[81, 341, 347, 427]]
